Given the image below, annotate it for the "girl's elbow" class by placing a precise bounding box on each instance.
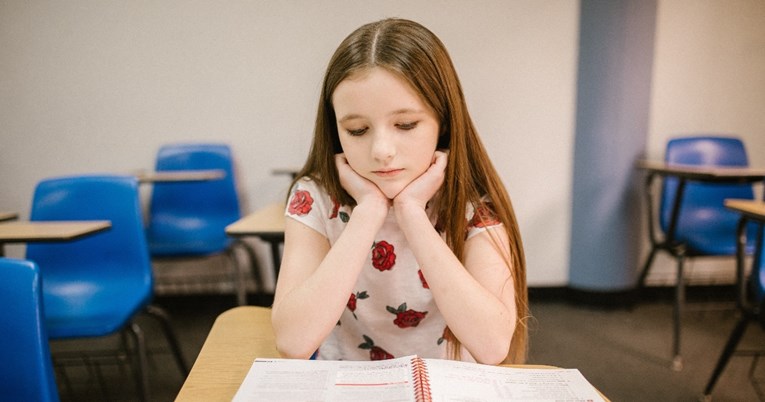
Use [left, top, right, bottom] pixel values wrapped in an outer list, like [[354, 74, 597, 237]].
[[274, 335, 317, 360], [473, 340, 511, 366], [472, 325, 514, 365]]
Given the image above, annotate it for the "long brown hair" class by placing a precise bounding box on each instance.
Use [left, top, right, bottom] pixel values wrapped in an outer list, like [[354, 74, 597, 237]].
[[291, 18, 528, 363]]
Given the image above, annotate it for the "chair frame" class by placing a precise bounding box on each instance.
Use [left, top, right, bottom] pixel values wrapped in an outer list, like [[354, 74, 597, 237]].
[[635, 136, 757, 371], [703, 208, 765, 398]]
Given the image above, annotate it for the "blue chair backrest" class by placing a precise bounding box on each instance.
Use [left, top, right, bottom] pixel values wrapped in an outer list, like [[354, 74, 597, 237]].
[[0, 258, 60, 402], [150, 143, 240, 221], [659, 136, 754, 235], [26, 175, 152, 307]]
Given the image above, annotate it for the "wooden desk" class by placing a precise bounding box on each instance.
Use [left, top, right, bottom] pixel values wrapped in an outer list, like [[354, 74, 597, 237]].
[[635, 160, 765, 183], [704, 199, 765, 395], [134, 169, 226, 183], [176, 306, 278, 401], [0, 220, 111, 256], [226, 203, 285, 279], [177, 306, 609, 402], [0, 212, 19, 222], [724, 199, 765, 309]]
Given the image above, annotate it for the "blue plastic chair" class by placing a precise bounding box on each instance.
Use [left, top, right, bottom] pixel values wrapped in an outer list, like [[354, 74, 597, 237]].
[[145, 143, 257, 305], [703, 203, 765, 398], [0, 258, 59, 402], [636, 136, 758, 370], [26, 175, 188, 402]]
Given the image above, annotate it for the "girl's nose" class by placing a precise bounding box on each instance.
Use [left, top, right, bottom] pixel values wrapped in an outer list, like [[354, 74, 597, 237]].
[[371, 132, 395, 162]]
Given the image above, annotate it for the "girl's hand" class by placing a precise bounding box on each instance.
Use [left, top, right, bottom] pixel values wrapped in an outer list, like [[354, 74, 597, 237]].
[[393, 150, 448, 210], [335, 154, 389, 210]]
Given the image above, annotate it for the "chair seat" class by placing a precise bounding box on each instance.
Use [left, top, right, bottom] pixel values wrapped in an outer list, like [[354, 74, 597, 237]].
[[43, 278, 151, 338]]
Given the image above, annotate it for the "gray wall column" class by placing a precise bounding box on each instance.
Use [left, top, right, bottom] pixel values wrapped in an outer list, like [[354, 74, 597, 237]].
[[569, 0, 657, 291]]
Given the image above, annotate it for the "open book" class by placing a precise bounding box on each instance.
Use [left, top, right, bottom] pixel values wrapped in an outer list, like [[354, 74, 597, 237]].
[[232, 355, 605, 402]]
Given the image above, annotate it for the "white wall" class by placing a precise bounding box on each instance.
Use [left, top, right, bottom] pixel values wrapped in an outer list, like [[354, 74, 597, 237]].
[[645, 0, 765, 285], [0, 1, 580, 287]]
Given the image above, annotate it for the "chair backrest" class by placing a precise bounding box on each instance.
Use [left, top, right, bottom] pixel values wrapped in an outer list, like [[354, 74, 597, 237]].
[[0, 258, 60, 402], [146, 143, 241, 255], [659, 136, 755, 234], [26, 175, 153, 312]]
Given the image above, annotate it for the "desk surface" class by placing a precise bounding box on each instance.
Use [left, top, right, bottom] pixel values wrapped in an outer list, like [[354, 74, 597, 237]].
[[226, 202, 285, 236], [0, 220, 111, 242], [0, 212, 19, 222], [635, 160, 765, 182], [725, 199, 765, 221], [176, 306, 278, 401], [134, 169, 226, 183], [176, 306, 609, 402]]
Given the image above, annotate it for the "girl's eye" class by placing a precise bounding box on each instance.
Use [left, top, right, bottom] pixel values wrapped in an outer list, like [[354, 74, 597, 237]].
[[396, 121, 419, 130], [346, 127, 368, 136]]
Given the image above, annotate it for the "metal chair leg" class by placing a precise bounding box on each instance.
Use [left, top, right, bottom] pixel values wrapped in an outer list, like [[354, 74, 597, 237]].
[[235, 239, 263, 294], [227, 248, 248, 306], [145, 304, 189, 376], [672, 250, 686, 371], [636, 245, 658, 291], [127, 322, 150, 402], [704, 315, 751, 397]]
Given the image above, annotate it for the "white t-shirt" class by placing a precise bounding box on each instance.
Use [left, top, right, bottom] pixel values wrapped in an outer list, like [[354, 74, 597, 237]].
[[285, 178, 501, 361]]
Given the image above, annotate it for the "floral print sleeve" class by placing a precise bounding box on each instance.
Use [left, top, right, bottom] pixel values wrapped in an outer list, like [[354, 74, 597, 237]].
[[285, 178, 334, 239], [465, 199, 504, 240]]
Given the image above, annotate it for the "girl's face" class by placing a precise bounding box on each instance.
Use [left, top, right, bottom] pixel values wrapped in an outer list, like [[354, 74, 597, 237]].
[[332, 67, 440, 199]]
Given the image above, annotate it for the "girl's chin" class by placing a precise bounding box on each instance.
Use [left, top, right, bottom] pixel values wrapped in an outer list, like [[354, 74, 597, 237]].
[[375, 183, 407, 200]]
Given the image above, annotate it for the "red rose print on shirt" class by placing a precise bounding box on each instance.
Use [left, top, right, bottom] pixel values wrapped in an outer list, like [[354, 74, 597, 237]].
[[469, 202, 500, 228], [371, 240, 396, 271], [347, 291, 368, 319], [358, 335, 394, 360], [418, 269, 429, 289], [387, 303, 428, 328], [328, 198, 350, 222], [288, 190, 313, 216]]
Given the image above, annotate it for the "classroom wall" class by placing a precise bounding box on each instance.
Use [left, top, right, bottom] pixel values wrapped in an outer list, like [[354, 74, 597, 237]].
[[1, 1, 763, 290], [0, 1, 579, 288]]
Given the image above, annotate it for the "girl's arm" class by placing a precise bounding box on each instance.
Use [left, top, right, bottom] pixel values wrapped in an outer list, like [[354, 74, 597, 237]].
[[271, 155, 389, 359], [393, 152, 517, 365]]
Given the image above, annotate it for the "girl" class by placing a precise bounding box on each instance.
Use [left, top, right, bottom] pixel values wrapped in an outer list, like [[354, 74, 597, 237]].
[[272, 18, 528, 365]]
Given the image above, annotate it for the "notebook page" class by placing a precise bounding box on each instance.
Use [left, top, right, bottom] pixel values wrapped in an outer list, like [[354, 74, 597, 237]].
[[233, 356, 418, 402], [424, 358, 605, 402]]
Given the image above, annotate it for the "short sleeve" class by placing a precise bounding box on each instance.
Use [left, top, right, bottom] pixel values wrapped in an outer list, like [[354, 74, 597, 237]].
[[465, 200, 504, 240], [284, 178, 333, 239]]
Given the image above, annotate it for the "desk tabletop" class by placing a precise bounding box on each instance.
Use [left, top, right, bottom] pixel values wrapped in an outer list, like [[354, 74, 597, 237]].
[[176, 306, 278, 401], [0, 212, 19, 222], [725, 199, 765, 221], [0, 220, 112, 242], [135, 169, 226, 183], [226, 202, 285, 236], [176, 306, 609, 402], [635, 160, 765, 182]]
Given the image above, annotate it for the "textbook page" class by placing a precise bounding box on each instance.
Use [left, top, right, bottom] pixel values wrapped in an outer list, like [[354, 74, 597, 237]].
[[424, 358, 605, 402], [232, 356, 418, 402]]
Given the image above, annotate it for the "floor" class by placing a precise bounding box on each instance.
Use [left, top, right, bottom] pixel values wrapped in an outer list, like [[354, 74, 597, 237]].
[[52, 289, 765, 402]]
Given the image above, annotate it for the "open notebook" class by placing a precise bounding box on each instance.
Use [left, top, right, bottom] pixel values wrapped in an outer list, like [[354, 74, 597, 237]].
[[233, 355, 605, 402]]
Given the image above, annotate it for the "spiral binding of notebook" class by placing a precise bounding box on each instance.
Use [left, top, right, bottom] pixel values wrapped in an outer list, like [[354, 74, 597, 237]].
[[412, 356, 432, 401]]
